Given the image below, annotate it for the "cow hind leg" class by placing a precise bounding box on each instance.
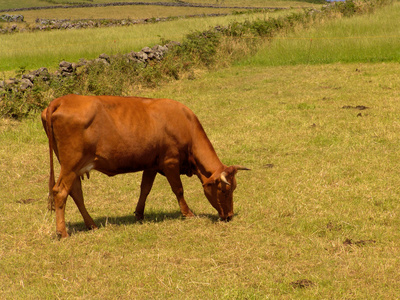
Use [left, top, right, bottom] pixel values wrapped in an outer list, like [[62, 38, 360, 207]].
[[164, 166, 194, 218], [53, 171, 78, 238], [135, 170, 157, 221], [70, 177, 97, 231]]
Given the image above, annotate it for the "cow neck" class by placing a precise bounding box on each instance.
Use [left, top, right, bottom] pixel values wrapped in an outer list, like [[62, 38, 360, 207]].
[[191, 132, 225, 184]]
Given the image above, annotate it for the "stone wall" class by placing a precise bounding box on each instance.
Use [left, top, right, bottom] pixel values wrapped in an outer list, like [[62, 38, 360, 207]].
[[0, 14, 24, 22], [0, 42, 180, 96]]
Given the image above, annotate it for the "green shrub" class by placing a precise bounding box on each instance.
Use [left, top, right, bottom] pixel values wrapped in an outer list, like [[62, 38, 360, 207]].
[[0, 90, 46, 120], [323, 0, 394, 17], [176, 29, 221, 67]]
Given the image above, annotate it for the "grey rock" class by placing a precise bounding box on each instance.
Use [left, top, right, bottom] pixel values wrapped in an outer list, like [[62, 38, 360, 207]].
[[20, 78, 33, 91]]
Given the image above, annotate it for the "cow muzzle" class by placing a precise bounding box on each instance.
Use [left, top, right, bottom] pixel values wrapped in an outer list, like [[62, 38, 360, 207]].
[[220, 213, 233, 222]]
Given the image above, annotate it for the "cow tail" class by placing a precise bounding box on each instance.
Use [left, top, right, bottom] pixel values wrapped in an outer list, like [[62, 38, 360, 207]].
[[45, 102, 58, 211]]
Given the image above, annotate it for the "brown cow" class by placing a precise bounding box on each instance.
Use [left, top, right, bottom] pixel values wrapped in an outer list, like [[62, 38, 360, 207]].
[[41, 94, 249, 238]]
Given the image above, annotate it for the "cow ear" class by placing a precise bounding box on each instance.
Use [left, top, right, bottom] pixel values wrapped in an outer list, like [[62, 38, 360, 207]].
[[202, 169, 222, 187], [202, 176, 216, 187]]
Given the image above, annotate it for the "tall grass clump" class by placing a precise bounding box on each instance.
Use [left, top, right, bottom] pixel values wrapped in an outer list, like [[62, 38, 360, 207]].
[[0, 89, 47, 119], [243, 0, 399, 66], [174, 29, 221, 67]]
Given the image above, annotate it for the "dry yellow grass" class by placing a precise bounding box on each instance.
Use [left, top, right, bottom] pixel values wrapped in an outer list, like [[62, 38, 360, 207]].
[[2, 62, 400, 298]]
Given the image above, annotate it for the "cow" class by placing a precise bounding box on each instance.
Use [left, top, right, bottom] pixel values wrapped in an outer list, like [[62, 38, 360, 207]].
[[41, 94, 249, 238]]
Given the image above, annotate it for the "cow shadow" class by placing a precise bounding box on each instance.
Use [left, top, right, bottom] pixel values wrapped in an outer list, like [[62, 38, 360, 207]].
[[67, 211, 219, 236]]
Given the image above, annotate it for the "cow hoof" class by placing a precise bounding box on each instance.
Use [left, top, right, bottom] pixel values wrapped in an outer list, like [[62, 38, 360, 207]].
[[56, 231, 69, 239], [135, 213, 144, 222], [88, 224, 98, 231], [183, 211, 195, 218]]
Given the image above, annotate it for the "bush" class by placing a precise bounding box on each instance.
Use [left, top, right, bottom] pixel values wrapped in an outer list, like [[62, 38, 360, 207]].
[[175, 29, 221, 67], [0, 90, 47, 120], [322, 0, 393, 17]]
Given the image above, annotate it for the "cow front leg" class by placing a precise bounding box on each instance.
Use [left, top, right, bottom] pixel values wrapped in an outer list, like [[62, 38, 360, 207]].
[[164, 167, 194, 218], [70, 177, 97, 231], [135, 169, 157, 221]]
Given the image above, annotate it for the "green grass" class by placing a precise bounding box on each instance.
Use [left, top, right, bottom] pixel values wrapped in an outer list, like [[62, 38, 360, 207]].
[[0, 9, 295, 72], [0, 0, 323, 73], [242, 1, 400, 66]]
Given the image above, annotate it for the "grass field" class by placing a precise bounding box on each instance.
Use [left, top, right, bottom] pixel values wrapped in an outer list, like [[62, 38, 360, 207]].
[[19, 6, 243, 23], [2, 0, 400, 298], [242, 1, 400, 66], [0, 9, 295, 72], [2, 61, 400, 299], [0, 0, 322, 73]]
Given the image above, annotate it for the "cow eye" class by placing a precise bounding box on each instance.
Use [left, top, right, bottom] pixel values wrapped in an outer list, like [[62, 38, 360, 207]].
[[221, 186, 231, 194]]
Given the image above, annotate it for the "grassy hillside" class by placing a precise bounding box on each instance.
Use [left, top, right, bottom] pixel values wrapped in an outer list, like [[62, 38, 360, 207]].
[[0, 0, 324, 73], [0, 9, 294, 72], [243, 1, 400, 65]]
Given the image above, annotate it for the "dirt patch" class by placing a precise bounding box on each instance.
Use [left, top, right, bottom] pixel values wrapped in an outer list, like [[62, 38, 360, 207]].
[[263, 163, 274, 169], [16, 198, 38, 204], [343, 238, 376, 246], [327, 221, 342, 231], [342, 105, 369, 110], [290, 279, 314, 289]]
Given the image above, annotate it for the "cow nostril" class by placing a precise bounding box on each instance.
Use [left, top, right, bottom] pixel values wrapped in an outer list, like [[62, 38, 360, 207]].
[[223, 216, 232, 222], [219, 213, 233, 222]]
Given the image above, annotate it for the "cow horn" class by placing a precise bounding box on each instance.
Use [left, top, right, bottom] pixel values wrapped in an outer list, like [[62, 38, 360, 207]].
[[220, 172, 230, 185]]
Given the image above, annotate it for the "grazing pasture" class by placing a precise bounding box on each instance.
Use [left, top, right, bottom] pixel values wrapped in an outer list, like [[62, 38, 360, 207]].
[[2, 61, 400, 299], [1, 0, 400, 298], [242, 1, 400, 66], [0, 9, 296, 72], [0, 0, 321, 72]]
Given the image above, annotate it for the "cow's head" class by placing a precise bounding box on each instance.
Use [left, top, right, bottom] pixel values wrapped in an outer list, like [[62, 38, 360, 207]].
[[202, 166, 249, 221]]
